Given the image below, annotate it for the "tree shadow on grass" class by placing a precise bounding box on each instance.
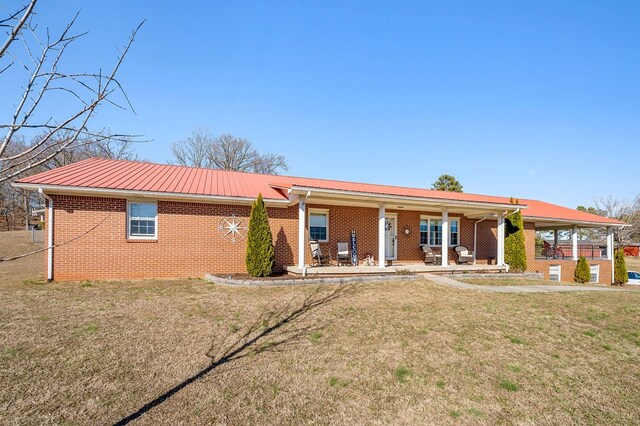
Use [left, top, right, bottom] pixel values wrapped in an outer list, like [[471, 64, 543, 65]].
[[114, 284, 353, 425]]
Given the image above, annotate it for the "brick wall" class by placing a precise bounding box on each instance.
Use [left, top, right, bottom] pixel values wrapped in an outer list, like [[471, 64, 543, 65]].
[[49, 194, 611, 283], [45, 196, 511, 280], [303, 204, 378, 265], [47, 195, 298, 281], [467, 218, 498, 264]]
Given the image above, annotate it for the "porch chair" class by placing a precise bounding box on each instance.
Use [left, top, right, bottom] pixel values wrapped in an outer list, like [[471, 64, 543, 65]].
[[454, 245, 474, 264], [309, 240, 331, 266], [336, 242, 350, 266], [421, 245, 442, 265]]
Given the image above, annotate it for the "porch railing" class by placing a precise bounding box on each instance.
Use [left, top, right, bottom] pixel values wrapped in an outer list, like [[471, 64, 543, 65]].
[[534, 243, 607, 259]]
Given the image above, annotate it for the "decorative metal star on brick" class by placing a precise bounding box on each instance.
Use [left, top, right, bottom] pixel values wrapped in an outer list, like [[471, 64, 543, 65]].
[[218, 215, 248, 243]]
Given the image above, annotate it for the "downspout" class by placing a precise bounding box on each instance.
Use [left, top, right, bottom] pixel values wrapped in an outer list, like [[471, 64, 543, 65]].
[[501, 207, 524, 272], [501, 208, 520, 272], [473, 216, 489, 265], [608, 227, 614, 285], [38, 188, 53, 282], [299, 190, 311, 277]]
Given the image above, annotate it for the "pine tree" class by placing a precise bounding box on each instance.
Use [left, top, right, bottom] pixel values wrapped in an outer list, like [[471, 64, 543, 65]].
[[574, 256, 591, 283], [504, 209, 527, 272], [245, 193, 275, 277], [613, 249, 628, 285], [431, 174, 463, 192]]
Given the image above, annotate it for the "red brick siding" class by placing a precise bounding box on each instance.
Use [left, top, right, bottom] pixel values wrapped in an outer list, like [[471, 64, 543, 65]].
[[303, 204, 378, 265], [48, 195, 297, 281], [47, 195, 611, 283], [468, 219, 498, 264], [45, 197, 510, 280]]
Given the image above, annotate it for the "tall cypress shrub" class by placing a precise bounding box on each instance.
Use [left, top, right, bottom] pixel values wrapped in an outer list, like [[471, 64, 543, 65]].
[[245, 193, 275, 277], [504, 209, 527, 272], [614, 249, 628, 285], [574, 256, 591, 283]]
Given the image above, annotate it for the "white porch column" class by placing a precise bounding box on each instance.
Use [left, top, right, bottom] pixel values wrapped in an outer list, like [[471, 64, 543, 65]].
[[571, 225, 578, 260], [378, 205, 386, 268], [298, 199, 306, 269], [441, 210, 449, 266], [497, 212, 505, 265], [473, 220, 478, 265], [606, 227, 614, 260]]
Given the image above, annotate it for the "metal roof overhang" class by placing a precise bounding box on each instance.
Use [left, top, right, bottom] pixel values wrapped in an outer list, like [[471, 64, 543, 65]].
[[530, 216, 626, 230], [287, 185, 526, 216], [11, 182, 291, 207]]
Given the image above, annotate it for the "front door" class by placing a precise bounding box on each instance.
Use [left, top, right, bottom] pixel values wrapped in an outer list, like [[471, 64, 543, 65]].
[[385, 215, 397, 260]]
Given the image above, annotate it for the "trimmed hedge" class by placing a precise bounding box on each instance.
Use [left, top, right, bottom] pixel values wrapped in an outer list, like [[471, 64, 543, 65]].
[[504, 209, 527, 273], [614, 249, 628, 285], [574, 256, 590, 283], [245, 193, 275, 277]]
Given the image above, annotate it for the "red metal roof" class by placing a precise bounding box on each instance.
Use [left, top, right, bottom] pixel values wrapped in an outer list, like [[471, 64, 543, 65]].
[[519, 199, 624, 225], [15, 158, 624, 225], [16, 158, 290, 201]]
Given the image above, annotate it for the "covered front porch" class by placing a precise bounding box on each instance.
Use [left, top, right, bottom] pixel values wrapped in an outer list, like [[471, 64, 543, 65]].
[[287, 185, 524, 273]]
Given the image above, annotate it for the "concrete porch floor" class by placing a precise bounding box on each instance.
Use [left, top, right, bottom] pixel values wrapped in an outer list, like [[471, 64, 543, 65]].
[[285, 263, 508, 275]]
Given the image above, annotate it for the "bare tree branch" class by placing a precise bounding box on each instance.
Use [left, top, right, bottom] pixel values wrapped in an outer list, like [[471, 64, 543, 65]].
[[170, 130, 288, 174], [0, 0, 37, 59], [0, 4, 146, 230], [593, 195, 640, 247], [0, 18, 145, 183]]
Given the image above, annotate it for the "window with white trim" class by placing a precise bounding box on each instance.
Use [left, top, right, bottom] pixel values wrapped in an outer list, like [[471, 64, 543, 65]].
[[128, 201, 157, 239], [309, 210, 329, 242], [420, 217, 459, 246], [549, 264, 561, 281], [589, 265, 600, 283]]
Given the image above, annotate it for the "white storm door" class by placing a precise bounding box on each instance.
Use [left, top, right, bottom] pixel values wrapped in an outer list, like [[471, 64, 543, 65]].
[[385, 215, 397, 260]]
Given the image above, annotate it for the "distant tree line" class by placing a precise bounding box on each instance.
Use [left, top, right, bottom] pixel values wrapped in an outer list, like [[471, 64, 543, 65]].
[[1, 135, 138, 230]]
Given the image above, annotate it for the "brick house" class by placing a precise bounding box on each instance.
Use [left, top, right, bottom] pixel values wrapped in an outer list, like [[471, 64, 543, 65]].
[[13, 158, 625, 283]]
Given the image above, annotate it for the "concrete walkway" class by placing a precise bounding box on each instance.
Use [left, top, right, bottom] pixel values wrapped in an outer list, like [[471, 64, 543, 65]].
[[424, 274, 627, 293]]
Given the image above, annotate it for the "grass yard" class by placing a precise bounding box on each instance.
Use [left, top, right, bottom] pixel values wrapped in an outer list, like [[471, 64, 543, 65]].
[[1, 231, 640, 424], [455, 277, 638, 288], [456, 277, 575, 287]]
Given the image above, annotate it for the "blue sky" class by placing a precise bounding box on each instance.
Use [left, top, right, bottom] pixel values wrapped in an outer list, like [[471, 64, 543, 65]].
[[3, 1, 639, 208]]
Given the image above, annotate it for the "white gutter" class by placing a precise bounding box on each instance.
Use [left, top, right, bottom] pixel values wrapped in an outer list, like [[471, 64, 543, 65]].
[[288, 185, 527, 211], [38, 188, 53, 282], [473, 215, 490, 265], [471, 207, 520, 266]]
